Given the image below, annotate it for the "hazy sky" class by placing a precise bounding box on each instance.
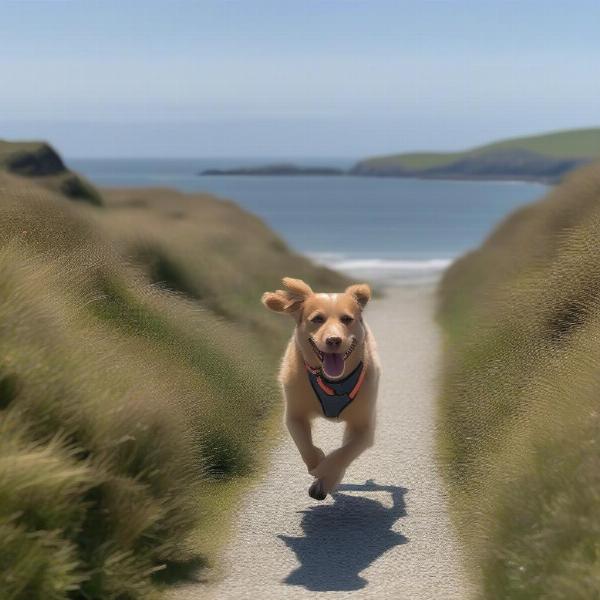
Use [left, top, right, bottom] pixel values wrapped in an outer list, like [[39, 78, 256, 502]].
[[1, 0, 599, 157]]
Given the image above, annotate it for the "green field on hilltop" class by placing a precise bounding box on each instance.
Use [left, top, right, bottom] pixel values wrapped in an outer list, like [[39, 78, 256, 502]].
[[353, 127, 600, 181], [483, 127, 600, 157], [0, 141, 350, 599], [437, 160, 600, 598]]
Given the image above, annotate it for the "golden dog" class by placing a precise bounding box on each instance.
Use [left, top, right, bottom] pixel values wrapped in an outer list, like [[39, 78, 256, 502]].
[[262, 277, 380, 500]]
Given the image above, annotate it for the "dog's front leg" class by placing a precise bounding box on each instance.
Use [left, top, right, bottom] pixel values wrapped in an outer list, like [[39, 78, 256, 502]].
[[285, 415, 325, 472], [310, 422, 374, 496]]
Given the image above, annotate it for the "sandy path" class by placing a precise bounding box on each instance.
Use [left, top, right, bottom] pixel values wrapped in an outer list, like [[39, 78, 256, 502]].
[[174, 285, 472, 600]]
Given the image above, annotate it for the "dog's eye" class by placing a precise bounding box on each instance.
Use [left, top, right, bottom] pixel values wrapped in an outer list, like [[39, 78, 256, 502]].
[[310, 314, 325, 324], [340, 315, 354, 325]]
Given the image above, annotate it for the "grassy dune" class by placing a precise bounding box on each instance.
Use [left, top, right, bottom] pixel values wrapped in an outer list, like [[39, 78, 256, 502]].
[[353, 127, 600, 182], [0, 140, 102, 206], [0, 143, 349, 599], [437, 162, 600, 598]]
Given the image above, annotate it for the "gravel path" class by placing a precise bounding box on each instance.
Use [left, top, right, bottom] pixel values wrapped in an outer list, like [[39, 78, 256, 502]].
[[174, 285, 472, 600]]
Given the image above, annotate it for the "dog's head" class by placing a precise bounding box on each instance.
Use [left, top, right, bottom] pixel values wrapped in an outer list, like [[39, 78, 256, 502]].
[[262, 277, 371, 380]]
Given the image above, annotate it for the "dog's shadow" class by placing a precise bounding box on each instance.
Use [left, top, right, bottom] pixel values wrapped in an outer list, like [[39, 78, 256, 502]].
[[278, 480, 408, 591]]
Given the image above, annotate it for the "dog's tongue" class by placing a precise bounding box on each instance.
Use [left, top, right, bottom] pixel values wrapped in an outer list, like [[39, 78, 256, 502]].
[[322, 352, 344, 378]]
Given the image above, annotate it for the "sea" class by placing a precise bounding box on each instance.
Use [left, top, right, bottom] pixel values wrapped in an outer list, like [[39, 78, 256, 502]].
[[69, 158, 547, 285]]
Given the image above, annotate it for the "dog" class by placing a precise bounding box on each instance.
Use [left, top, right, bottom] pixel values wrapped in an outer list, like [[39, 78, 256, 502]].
[[262, 277, 380, 500]]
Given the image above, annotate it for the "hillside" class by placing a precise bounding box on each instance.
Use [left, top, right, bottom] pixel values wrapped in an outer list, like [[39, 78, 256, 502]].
[[0, 139, 102, 205], [353, 127, 600, 183], [437, 160, 600, 598], [0, 141, 349, 599]]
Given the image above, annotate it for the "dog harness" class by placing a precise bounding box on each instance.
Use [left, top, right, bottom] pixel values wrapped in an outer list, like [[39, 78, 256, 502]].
[[305, 361, 366, 418]]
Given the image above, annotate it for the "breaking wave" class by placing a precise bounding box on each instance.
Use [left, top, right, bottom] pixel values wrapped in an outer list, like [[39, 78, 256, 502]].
[[307, 254, 454, 285]]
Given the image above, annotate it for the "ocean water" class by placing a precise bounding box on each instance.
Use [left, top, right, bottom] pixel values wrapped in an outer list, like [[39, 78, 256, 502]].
[[70, 158, 546, 284]]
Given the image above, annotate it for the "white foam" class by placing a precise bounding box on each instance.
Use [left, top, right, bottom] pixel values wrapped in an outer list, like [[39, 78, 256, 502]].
[[330, 258, 453, 271], [307, 254, 454, 285]]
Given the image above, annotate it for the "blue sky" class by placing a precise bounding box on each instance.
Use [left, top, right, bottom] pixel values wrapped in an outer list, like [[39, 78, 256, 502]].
[[1, 0, 599, 157]]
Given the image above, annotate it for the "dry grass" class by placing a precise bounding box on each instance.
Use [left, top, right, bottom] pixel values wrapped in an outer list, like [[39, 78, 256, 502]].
[[0, 161, 349, 599], [437, 162, 600, 598], [97, 186, 348, 347]]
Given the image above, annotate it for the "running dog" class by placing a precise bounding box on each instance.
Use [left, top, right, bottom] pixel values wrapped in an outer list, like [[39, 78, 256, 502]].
[[262, 278, 380, 500]]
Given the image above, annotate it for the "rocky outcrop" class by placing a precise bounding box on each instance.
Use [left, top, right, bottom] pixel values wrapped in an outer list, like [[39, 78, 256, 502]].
[[0, 140, 102, 205], [201, 163, 345, 176], [2, 142, 66, 176]]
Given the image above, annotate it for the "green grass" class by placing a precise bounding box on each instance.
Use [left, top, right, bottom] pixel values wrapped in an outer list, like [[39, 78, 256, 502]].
[[437, 161, 600, 598], [356, 126, 600, 172], [0, 144, 350, 599], [485, 127, 600, 158], [357, 151, 469, 171]]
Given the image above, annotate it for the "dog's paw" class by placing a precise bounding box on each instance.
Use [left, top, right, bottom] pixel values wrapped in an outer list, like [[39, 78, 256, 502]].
[[308, 479, 327, 501], [305, 447, 325, 472], [309, 458, 346, 496], [309, 454, 339, 478]]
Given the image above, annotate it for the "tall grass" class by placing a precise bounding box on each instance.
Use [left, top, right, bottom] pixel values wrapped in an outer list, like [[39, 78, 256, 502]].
[[97, 186, 346, 345], [0, 161, 349, 599], [437, 162, 600, 598]]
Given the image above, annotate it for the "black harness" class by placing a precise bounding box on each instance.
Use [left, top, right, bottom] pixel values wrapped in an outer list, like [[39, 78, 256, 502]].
[[306, 361, 365, 418]]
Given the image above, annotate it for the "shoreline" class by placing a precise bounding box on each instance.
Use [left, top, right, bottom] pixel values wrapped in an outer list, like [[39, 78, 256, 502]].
[[347, 172, 555, 186], [198, 170, 554, 186], [306, 253, 454, 288], [71, 157, 554, 187]]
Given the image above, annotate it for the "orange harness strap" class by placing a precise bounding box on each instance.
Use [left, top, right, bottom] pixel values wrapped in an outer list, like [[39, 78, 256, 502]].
[[348, 365, 366, 400], [317, 377, 336, 395]]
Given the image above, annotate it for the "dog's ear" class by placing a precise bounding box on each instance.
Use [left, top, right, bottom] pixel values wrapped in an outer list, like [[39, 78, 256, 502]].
[[261, 290, 291, 313], [261, 277, 314, 315], [345, 283, 371, 309], [282, 277, 313, 299]]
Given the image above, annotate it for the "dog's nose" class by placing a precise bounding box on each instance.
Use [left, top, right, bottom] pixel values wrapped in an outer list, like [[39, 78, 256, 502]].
[[326, 336, 342, 348]]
